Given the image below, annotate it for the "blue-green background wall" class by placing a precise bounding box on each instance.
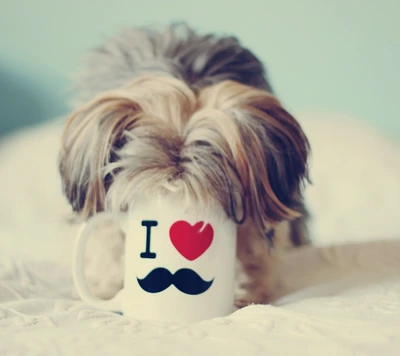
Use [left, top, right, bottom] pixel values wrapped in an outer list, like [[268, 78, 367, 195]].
[[1, 0, 399, 138]]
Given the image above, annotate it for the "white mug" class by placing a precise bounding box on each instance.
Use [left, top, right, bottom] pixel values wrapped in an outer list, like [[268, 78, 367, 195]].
[[72, 195, 237, 323]]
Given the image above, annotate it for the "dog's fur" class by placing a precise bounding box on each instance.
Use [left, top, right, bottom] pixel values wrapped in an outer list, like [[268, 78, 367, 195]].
[[60, 23, 311, 306]]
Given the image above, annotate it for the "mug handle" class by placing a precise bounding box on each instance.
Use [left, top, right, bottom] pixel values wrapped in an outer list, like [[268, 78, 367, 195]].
[[72, 212, 124, 312]]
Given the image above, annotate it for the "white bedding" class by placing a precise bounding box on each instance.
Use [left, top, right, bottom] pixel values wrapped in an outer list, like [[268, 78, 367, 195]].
[[0, 113, 399, 355]]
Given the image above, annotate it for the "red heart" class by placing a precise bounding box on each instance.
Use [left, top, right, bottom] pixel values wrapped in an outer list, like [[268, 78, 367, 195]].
[[169, 221, 214, 261]]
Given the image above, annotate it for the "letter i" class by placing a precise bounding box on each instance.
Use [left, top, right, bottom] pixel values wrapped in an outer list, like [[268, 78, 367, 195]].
[[140, 220, 158, 259]]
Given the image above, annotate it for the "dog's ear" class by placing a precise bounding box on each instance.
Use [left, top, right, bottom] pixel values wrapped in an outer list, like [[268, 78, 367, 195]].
[[235, 86, 311, 229], [59, 90, 141, 218], [198, 81, 310, 232], [59, 76, 197, 218]]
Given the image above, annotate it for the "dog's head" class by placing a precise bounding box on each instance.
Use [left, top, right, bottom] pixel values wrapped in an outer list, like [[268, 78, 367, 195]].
[[59, 75, 310, 234], [69, 23, 273, 108]]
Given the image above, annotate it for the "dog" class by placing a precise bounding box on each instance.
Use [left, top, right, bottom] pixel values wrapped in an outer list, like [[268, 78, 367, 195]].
[[59, 23, 311, 307]]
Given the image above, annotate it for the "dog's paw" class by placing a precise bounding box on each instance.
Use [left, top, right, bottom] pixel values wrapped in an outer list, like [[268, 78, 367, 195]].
[[234, 260, 277, 309], [83, 216, 125, 300], [234, 285, 272, 309]]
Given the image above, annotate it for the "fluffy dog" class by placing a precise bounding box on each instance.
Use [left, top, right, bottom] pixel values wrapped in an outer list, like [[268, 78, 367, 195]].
[[59, 23, 311, 307]]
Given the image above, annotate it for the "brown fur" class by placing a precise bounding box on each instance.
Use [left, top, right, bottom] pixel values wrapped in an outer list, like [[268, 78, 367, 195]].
[[60, 75, 311, 305]]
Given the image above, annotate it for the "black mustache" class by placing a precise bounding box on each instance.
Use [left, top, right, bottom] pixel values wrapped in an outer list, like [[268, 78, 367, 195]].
[[137, 267, 213, 295]]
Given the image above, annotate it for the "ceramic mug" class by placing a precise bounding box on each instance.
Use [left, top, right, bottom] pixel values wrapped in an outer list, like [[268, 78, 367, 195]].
[[72, 195, 237, 323]]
